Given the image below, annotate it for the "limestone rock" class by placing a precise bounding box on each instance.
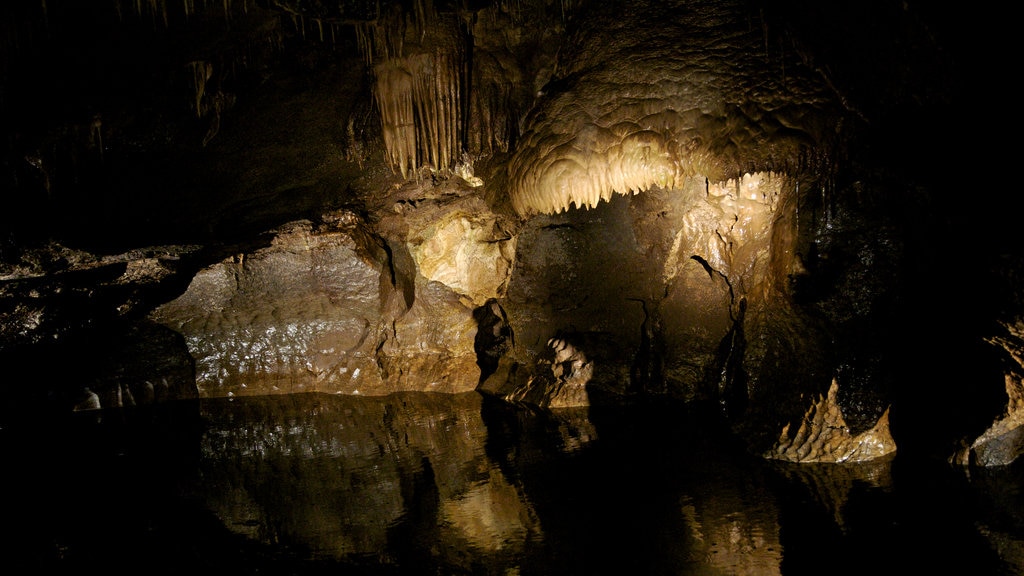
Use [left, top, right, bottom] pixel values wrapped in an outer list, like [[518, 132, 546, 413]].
[[478, 337, 596, 409], [507, 0, 838, 217], [149, 209, 482, 397], [950, 322, 1024, 467], [764, 378, 897, 464], [396, 194, 516, 307]]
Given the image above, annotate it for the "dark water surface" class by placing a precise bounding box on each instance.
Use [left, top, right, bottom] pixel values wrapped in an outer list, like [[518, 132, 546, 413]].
[[2, 391, 1022, 575]]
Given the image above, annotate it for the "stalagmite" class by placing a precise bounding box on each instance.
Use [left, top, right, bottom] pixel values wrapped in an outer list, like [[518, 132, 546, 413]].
[[765, 379, 896, 464]]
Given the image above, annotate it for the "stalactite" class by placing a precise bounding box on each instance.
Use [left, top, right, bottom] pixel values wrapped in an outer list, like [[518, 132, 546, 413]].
[[158, 0, 168, 27], [356, 16, 406, 65], [374, 61, 416, 178], [189, 60, 213, 118], [348, 1, 466, 179], [372, 40, 462, 179], [560, 0, 576, 22], [355, 24, 374, 65], [412, 0, 435, 38]]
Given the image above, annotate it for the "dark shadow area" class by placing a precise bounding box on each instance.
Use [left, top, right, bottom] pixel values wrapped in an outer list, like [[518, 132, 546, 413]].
[[473, 298, 514, 383]]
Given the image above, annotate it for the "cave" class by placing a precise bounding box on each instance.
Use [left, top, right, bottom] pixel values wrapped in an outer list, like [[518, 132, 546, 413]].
[[2, 0, 1022, 573]]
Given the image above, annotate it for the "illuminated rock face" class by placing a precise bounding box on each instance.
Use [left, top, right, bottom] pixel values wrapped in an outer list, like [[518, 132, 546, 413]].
[[149, 200, 508, 396], [397, 195, 517, 307], [0, 0, 1016, 465], [507, 0, 838, 218], [150, 214, 399, 396], [949, 321, 1024, 467], [481, 0, 844, 433], [764, 379, 896, 464], [488, 168, 832, 422], [481, 3, 828, 408]]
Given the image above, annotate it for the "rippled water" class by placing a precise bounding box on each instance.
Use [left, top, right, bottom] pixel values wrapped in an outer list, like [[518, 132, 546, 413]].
[[3, 392, 1022, 575]]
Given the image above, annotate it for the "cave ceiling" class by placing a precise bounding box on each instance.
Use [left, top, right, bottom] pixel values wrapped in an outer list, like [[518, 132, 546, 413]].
[[1, 0, 999, 250]]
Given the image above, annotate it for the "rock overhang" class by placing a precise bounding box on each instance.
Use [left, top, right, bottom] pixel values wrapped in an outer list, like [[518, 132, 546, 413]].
[[506, 0, 843, 218]]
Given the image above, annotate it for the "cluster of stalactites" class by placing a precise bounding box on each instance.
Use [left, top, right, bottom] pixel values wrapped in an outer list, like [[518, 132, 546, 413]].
[[494, 0, 578, 24], [358, 1, 463, 179], [506, 104, 822, 217], [508, 126, 702, 217], [373, 51, 461, 179], [113, 0, 252, 27], [354, 0, 438, 65]]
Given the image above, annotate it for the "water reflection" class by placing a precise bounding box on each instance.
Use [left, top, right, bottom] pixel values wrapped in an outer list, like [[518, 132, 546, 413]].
[[2, 392, 1022, 575]]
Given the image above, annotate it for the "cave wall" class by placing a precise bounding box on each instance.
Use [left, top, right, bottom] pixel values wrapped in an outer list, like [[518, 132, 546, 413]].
[[1, 0, 1021, 464]]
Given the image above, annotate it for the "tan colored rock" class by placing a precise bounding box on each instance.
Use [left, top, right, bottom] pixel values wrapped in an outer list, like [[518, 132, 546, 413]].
[[149, 209, 482, 397], [478, 337, 593, 408], [507, 0, 837, 218], [950, 321, 1024, 467], [439, 467, 543, 552], [406, 202, 516, 307], [679, 492, 783, 576], [764, 378, 897, 463]]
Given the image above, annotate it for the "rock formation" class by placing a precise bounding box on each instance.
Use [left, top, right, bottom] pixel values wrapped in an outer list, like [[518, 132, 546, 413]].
[[0, 0, 1018, 468], [764, 378, 896, 464], [948, 320, 1024, 467]]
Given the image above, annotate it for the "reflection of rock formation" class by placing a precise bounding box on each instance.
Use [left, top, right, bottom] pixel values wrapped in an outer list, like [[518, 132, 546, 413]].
[[976, 523, 1024, 575], [966, 464, 1024, 572], [679, 493, 783, 576], [196, 392, 542, 567], [769, 455, 894, 533], [439, 467, 544, 552], [765, 378, 896, 464], [480, 400, 785, 574]]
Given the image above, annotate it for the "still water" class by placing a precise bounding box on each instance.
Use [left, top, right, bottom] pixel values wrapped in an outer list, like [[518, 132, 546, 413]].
[[2, 391, 1022, 575]]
